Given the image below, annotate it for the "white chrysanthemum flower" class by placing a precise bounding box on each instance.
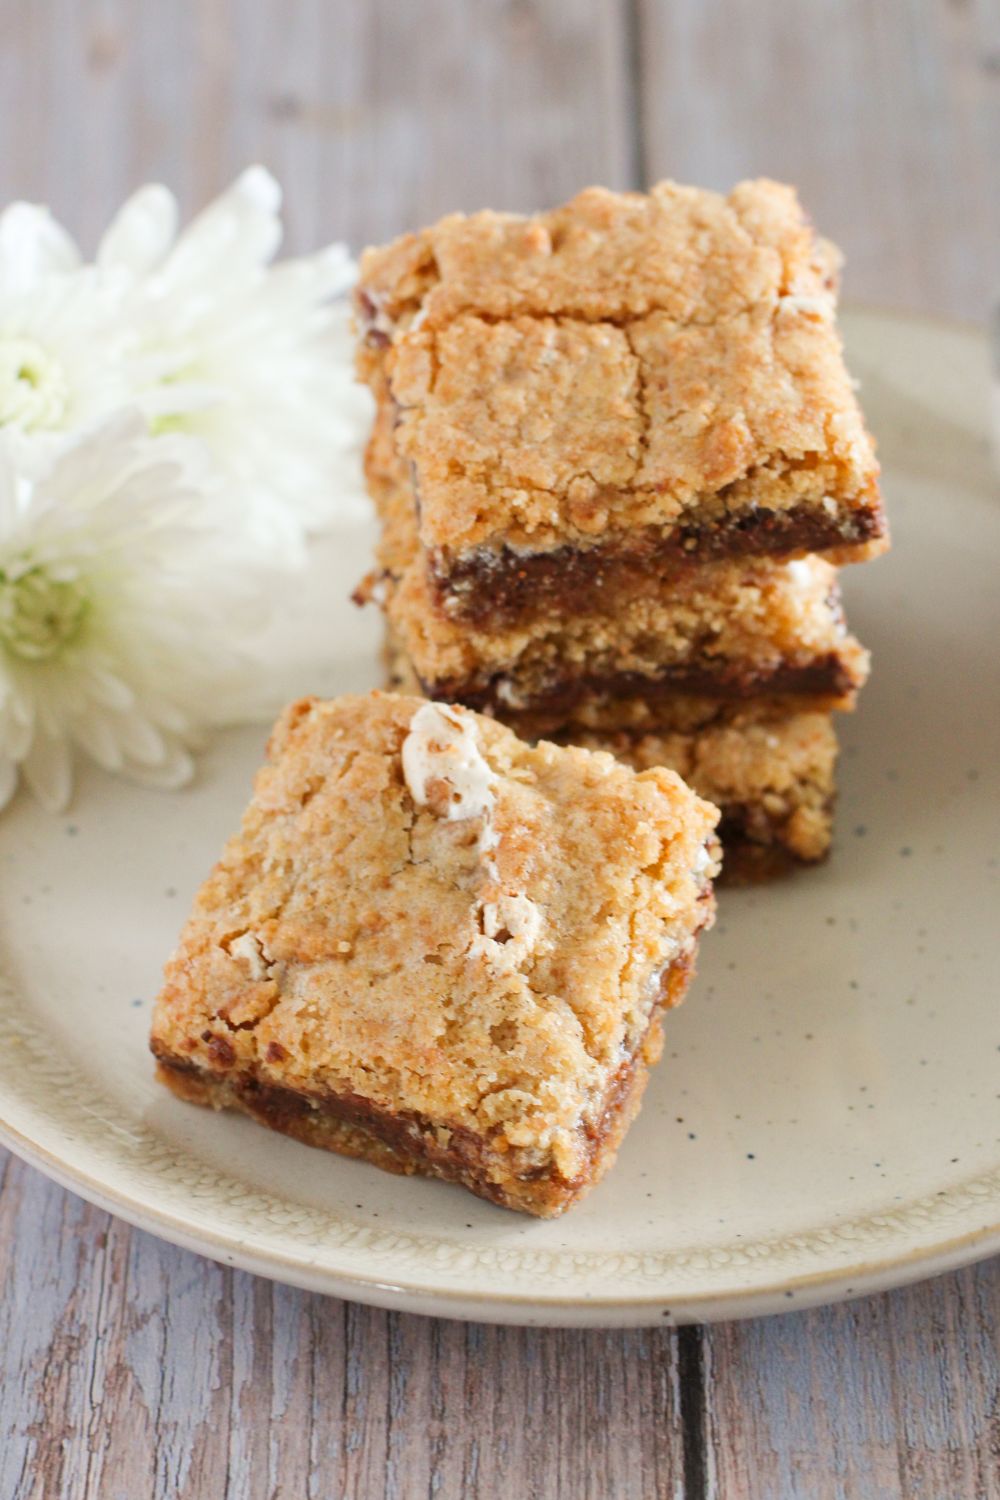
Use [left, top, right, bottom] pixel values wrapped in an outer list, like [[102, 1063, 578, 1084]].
[[0, 168, 371, 560], [0, 205, 159, 442], [0, 416, 258, 812]]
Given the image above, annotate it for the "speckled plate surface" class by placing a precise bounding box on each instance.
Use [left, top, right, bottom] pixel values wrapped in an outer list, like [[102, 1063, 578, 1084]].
[[1, 309, 998, 1326]]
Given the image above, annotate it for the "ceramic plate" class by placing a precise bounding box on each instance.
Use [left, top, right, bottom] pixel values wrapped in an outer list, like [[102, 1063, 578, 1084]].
[[1, 309, 998, 1326]]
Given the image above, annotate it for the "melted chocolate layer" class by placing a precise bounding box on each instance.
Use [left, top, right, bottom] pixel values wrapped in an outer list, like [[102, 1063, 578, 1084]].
[[431, 502, 886, 624], [422, 652, 860, 722]]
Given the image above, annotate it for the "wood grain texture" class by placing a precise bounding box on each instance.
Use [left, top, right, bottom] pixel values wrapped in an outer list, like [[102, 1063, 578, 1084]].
[[3, 1144, 998, 1499], [703, 1263, 1000, 1500], [0, 1149, 690, 1500], [1, 1, 999, 1497], [637, 0, 1000, 321], [0, 0, 634, 252]]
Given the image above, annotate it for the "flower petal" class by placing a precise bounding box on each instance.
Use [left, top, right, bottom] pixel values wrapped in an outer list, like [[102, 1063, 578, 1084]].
[[76, 662, 135, 712], [158, 166, 283, 289], [97, 184, 179, 274], [0, 443, 20, 531], [71, 710, 125, 772], [128, 742, 194, 790], [21, 731, 73, 812], [266, 242, 357, 303], [0, 757, 18, 811], [0, 202, 82, 292], [1, 706, 35, 761], [112, 710, 168, 767]]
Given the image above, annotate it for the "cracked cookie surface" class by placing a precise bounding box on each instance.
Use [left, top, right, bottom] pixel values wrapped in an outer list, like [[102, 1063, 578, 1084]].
[[356, 178, 886, 618], [568, 712, 838, 881], [151, 691, 720, 1215]]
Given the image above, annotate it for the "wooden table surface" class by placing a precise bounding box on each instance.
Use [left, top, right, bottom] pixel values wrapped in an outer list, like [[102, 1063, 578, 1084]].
[[2, 4, 998, 1496]]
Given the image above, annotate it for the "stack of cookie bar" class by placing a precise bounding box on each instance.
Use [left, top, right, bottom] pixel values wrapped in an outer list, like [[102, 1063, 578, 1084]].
[[354, 179, 887, 878]]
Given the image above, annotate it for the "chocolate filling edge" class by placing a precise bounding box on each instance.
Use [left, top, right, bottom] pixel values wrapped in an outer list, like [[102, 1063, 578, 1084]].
[[715, 800, 834, 884], [152, 953, 697, 1217], [419, 652, 859, 721], [429, 501, 887, 624]]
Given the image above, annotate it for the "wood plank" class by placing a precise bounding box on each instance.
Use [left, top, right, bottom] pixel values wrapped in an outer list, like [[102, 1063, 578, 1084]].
[[0, 1152, 691, 1499], [0, 0, 635, 254], [0, 1152, 110, 1500], [701, 1261, 1000, 1499], [637, 0, 1000, 320], [6, 1139, 998, 1497]]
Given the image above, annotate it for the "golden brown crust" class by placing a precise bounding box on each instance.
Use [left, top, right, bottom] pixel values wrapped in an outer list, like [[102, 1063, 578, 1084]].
[[355, 178, 885, 598], [358, 179, 837, 333], [151, 692, 719, 1215], [570, 714, 838, 876]]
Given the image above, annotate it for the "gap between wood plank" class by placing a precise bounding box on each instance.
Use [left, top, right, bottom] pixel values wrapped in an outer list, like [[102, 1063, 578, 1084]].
[[677, 1325, 710, 1500]]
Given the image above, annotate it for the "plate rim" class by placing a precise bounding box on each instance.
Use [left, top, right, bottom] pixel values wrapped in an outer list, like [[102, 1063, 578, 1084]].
[[3, 1107, 998, 1326], [1, 304, 997, 1327]]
